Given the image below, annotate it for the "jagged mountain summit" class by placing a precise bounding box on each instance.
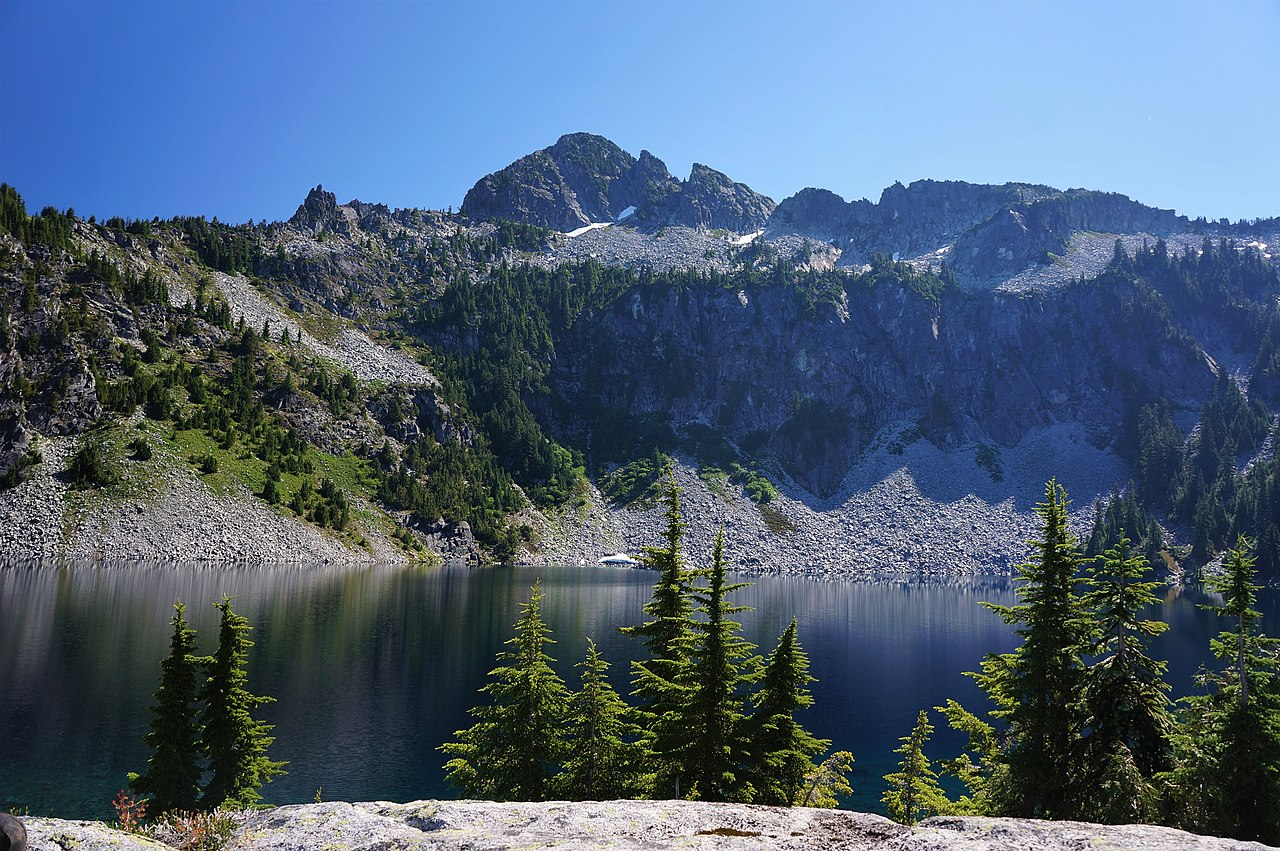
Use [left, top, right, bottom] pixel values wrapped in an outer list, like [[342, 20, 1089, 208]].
[[461, 132, 776, 233], [467, 133, 1277, 291]]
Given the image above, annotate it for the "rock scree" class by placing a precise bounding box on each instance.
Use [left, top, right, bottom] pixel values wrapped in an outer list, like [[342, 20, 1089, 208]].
[[18, 801, 1278, 851]]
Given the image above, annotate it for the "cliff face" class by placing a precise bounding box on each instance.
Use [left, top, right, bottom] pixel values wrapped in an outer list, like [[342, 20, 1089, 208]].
[[18, 800, 1274, 851], [552, 274, 1214, 497]]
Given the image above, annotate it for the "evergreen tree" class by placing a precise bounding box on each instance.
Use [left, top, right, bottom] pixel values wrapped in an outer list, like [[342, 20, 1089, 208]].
[[622, 476, 698, 797], [684, 528, 759, 802], [798, 750, 855, 808], [199, 597, 286, 809], [741, 617, 828, 806], [933, 699, 1002, 815], [1077, 537, 1172, 823], [882, 710, 948, 825], [973, 479, 1090, 818], [554, 638, 649, 801], [1165, 537, 1280, 843], [442, 580, 569, 801], [129, 602, 203, 813]]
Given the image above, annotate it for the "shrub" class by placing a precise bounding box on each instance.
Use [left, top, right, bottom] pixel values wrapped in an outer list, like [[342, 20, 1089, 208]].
[[69, 441, 115, 488], [148, 808, 241, 851], [130, 438, 153, 461]]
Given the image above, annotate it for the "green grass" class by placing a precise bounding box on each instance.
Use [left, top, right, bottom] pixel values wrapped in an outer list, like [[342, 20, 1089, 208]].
[[758, 502, 798, 536]]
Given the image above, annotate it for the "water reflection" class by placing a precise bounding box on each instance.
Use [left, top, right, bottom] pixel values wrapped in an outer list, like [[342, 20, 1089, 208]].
[[0, 562, 1272, 818]]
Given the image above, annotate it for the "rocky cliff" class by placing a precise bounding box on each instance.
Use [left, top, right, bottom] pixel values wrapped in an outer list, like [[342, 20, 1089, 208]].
[[17, 800, 1278, 850]]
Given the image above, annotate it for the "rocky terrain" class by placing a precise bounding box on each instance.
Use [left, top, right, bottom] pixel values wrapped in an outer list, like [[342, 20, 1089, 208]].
[[2, 132, 1280, 570], [17, 800, 1277, 850]]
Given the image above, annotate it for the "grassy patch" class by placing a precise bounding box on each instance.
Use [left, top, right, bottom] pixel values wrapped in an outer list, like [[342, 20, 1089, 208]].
[[698, 465, 731, 503], [600, 453, 673, 507], [975, 442, 1003, 482], [758, 502, 797, 535]]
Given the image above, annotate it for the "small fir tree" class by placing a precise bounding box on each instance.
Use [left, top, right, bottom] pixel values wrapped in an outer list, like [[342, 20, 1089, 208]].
[[741, 617, 828, 806], [799, 750, 855, 808], [882, 710, 948, 825], [555, 638, 650, 800], [973, 479, 1090, 818], [684, 528, 760, 802], [199, 596, 286, 809], [1164, 536, 1280, 843], [129, 601, 203, 813], [933, 699, 1002, 815], [622, 476, 698, 797], [1077, 536, 1172, 823], [442, 580, 569, 801]]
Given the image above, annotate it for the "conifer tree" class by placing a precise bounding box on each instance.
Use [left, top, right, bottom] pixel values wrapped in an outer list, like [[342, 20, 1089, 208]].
[[1165, 536, 1280, 843], [741, 617, 828, 806], [199, 596, 286, 809], [129, 601, 203, 813], [882, 710, 948, 825], [1077, 536, 1172, 823], [684, 528, 760, 802], [442, 580, 569, 801], [555, 638, 649, 801], [973, 479, 1090, 818], [622, 476, 697, 797], [933, 699, 1001, 815]]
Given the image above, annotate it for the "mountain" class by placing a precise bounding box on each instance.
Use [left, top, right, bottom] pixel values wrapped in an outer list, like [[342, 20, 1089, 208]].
[[461, 132, 775, 232], [1, 136, 1279, 574]]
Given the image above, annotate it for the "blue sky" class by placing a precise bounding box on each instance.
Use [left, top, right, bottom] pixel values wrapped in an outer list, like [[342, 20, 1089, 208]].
[[2, 0, 1277, 224]]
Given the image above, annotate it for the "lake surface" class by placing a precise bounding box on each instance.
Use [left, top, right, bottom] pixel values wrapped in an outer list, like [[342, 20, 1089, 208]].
[[0, 562, 1275, 819]]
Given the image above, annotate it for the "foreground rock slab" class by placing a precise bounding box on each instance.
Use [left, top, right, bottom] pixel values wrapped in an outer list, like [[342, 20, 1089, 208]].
[[22, 801, 1279, 851]]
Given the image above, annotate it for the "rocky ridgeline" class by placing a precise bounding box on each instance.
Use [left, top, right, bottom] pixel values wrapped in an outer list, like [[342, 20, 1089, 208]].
[[18, 800, 1276, 850]]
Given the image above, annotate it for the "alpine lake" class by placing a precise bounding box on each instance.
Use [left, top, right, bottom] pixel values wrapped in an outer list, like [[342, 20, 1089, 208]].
[[1, 561, 1276, 819]]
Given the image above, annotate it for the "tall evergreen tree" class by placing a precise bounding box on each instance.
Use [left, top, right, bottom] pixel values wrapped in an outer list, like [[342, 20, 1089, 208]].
[[554, 638, 650, 801], [1165, 536, 1280, 843], [973, 479, 1090, 818], [622, 476, 698, 797], [199, 597, 286, 809], [741, 618, 828, 806], [129, 601, 203, 813], [882, 710, 948, 825], [1077, 536, 1172, 823], [442, 580, 569, 801], [684, 529, 760, 802]]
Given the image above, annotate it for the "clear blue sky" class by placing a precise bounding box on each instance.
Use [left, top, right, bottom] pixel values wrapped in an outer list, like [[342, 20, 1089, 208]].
[[3, 0, 1277, 225]]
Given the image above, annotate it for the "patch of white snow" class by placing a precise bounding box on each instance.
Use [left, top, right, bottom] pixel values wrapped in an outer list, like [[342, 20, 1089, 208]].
[[731, 229, 764, 246], [615, 206, 636, 221], [563, 222, 612, 238]]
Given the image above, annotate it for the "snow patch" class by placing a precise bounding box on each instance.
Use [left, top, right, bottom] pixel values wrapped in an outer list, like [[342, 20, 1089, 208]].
[[615, 206, 636, 222], [731, 229, 763, 246], [563, 222, 612, 238]]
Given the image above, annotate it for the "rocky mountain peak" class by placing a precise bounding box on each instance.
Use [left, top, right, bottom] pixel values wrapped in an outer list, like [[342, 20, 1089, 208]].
[[460, 134, 770, 233], [289, 185, 348, 234]]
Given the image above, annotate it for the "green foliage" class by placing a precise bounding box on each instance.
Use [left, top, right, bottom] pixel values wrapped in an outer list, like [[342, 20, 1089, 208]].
[[740, 618, 829, 806], [0, 184, 74, 251], [728, 462, 777, 504], [797, 750, 855, 808], [69, 439, 115, 489], [171, 216, 260, 274], [972, 479, 1090, 818], [129, 437, 153, 461], [441, 580, 569, 800], [199, 597, 286, 809], [882, 710, 948, 825], [129, 602, 203, 814], [600, 451, 672, 506], [1077, 538, 1173, 823], [683, 529, 760, 802], [1084, 486, 1164, 571], [933, 699, 1002, 815], [554, 639, 650, 801], [1164, 537, 1280, 843]]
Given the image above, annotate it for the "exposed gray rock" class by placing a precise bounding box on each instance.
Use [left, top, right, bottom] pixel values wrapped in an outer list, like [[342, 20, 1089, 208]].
[[20, 801, 1277, 851]]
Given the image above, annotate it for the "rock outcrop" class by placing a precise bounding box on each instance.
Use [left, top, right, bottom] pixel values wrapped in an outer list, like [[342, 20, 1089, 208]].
[[19, 801, 1278, 851], [461, 133, 774, 233]]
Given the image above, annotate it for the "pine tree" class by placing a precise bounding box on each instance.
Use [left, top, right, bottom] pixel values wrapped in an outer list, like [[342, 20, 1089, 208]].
[[1077, 536, 1172, 823], [442, 580, 569, 801], [555, 638, 649, 800], [622, 476, 697, 797], [129, 601, 203, 813], [1165, 536, 1280, 843], [684, 528, 760, 802], [199, 597, 286, 809], [882, 710, 948, 825], [933, 699, 1002, 815], [973, 479, 1090, 818], [741, 617, 828, 806]]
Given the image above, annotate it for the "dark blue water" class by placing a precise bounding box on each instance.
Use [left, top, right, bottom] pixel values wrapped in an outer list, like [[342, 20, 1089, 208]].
[[0, 563, 1273, 818]]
